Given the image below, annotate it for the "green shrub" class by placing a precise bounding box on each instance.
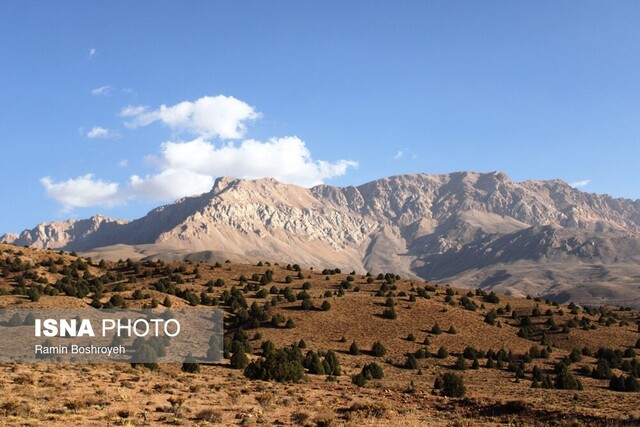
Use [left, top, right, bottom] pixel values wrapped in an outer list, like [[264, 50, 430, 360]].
[[382, 307, 397, 319], [569, 348, 582, 363], [352, 373, 367, 386], [301, 299, 313, 310], [22, 312, 35, 325], [433, 376, 443, 390], [483, 292, 500, 304], [131, 343, 159, 371], [271, 313, 285, 327], [415, 348, 429, 359], [323, 350, 341, 376], [109, 294, 125, 307], [484, 310, 498, 325], [230, 348, 249, 369], [303, 351, 325, 375], [362, 362, 384, 379], [371, 341, 386, 357], [554, 365, 583, 390], [437, 346, 449, 359], [181, 353, 201, 373], [610, 375, 640, 392], [244, 346, 305, 382], [592, 359, 612, 379], [353, 362, 384, 387], [28, 287, 42, 302], [463, 347, 478, 360], [349, 341, 360, 355], [261, 340, 275, 356], [441, 373, 466, 397], [8, 313, 22, 326], [404, 354, 419, 369], [454, 355, 468, 370]]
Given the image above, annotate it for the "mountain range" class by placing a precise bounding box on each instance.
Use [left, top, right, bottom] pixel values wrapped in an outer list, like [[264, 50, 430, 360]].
[[4, 171, 640, 307]]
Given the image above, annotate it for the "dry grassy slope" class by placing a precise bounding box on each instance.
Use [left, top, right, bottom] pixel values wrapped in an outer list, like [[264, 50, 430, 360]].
[[447, 262, 640, 306], [0, 243, 640, 426]]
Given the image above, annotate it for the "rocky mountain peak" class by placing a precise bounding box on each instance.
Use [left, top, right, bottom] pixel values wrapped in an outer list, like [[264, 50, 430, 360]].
[[4, 172, 640, 306]]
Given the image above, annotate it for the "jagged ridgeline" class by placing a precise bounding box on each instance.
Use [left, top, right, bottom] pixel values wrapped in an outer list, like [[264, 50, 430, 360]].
[[4, 172, 640, 307]]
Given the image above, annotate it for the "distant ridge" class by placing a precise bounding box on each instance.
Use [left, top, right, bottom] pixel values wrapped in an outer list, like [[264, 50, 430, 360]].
[[5, 172, 640, 306]]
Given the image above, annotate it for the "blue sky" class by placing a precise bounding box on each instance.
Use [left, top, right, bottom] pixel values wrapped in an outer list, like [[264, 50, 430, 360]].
[[1, 2, 639, 234]]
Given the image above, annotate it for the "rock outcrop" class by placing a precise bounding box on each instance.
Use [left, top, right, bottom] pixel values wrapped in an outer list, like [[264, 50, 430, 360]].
[[5, 172, 640, 306]]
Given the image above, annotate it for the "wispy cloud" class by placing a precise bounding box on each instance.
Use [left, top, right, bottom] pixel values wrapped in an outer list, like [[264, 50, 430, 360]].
[[86, 126, 118, 139], [570, 179, 591, 188], [394, 150, 404, 160], [117, 159, 128, 168], [120, 105, 146, 116], [89, 48, 97, 59], [91, 85, 113, 96]]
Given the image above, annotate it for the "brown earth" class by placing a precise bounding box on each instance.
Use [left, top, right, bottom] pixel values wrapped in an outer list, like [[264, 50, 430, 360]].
[[0, 243, 639, 426]]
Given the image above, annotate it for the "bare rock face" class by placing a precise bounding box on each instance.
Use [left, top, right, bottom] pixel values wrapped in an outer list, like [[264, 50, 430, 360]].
[[5, 215, 129, 249], [6, 172, 640, 305], [0, 233, 18, 244]]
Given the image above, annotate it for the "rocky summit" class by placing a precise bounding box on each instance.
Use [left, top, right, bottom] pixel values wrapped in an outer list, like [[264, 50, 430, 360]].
[[4, 172, 640, 306]]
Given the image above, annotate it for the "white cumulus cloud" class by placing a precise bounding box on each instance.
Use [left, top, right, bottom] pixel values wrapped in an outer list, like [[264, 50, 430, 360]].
[[40, 137, 356, 209], [127, 168, 215, 201], [40, 174, 119, 210], [86, 126, 118, 139], [42, 95, 358, 210], [133, 136, 357, 193], [120, 95, 260, 139]]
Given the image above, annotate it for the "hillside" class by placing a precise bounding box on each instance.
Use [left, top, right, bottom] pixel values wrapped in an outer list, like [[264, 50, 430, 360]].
[[0, 243, 639, 425], [4, 172, 640, 307]]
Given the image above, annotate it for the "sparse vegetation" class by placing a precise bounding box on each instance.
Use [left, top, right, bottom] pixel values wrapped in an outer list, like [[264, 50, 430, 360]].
[[244, 345, 305, 382], [0, 243, 638, 426]]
